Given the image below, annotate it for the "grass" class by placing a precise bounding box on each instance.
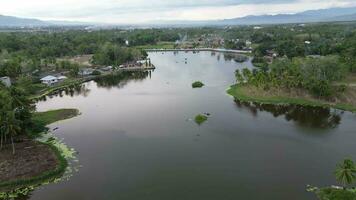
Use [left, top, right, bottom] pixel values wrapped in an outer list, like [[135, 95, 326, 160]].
[[136, 42, 175, 49], [192, 81, 205, 88], [227, 84, 356, 112], [195, 114, 208, 125], [316, 188, 356, 200], [33, 109, 79, 126]]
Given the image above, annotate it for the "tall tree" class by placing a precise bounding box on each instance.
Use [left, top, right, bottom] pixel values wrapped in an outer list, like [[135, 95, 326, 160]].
[[335, 159, 356, 189]]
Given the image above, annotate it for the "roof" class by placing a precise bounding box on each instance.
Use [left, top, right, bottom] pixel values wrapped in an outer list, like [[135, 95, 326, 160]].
[[57, 76, 68, 80], [80, 68, 94, 71], [40, 75, 57, 81]]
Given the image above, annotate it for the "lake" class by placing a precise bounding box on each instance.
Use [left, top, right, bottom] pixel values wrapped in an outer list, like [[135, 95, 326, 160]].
[[31, 51, 356, 200]]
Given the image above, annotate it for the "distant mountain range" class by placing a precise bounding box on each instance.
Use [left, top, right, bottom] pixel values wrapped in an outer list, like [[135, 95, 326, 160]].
[[1, 6, 356, 27], [0, 15, 50, 27], [218, 7, 356, 25]]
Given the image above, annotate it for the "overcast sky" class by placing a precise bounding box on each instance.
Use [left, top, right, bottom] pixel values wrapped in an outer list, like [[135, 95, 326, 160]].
[[0, 0, 355, 23]]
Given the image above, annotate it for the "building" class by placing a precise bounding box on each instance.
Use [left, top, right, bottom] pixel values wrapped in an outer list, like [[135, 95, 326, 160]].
[[78, 68, 94, 76], [101, 66, 113, 71], [40, 76, 58, 86], [245, 40, 252, 46], [0, 76, 11, 87], [57, 76, 68, 82]]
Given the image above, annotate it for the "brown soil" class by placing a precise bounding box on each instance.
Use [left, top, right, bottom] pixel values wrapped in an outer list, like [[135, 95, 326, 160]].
[[0, 139, 59, 183]]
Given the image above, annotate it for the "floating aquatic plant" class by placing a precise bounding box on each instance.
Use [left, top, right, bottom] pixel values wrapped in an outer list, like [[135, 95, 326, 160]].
[[0, 132, 80, 200]]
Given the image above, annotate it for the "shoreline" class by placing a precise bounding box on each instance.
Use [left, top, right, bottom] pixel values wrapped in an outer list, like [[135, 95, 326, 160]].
[[226, 84, 356, 113], [0, 109, 79, 194], [0, 141, 67, 192], [31, 67, 155, 101], [145, 48, 252, 54]]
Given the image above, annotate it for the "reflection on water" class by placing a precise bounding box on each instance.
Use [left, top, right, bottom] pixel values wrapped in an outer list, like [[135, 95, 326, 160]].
[[38, 84, 91, 102], [235, 100, 342, 129], [30, 51, 356, 200], [95, 71, 152, 89], [223, 53, 249, 63]]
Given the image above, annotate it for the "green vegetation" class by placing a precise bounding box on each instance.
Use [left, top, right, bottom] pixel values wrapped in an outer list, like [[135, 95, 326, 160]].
[[0, 143, 67, 191], [33, 109, 79, 127], [311, 159, 356, 200], [0, 85, 34, 154], [335, 159, 356, 189], [0, 74, 79, 194], [0, 108, 79, 197], [316, 188, 356, 200], [227, 85, 356, 112], [195, 114, 208, 125], [136, 41, 175, 49], [92, 43, 146, 66], [192, 81, 205, 88]]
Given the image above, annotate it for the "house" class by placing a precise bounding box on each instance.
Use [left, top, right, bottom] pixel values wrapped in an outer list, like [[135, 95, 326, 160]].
[[137, 60, 147, 65], [0, 76, 11, 87], [57, 76, 68, 82], [40, 76, 58, 86], [101, 66, 113, 71], [78, 68, 94, 76]]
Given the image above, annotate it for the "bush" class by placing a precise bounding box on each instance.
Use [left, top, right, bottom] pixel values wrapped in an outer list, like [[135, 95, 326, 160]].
[[192, 81, 204, 88], [195, 114, 208, 125], [92, 70, 101, 76]]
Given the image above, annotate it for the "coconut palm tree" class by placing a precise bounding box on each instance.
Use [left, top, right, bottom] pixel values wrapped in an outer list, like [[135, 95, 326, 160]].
[[3, 111, 21, 154], [335, 159, 356, 189]]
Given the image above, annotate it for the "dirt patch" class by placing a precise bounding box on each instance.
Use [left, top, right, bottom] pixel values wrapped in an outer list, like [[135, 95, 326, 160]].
[[58, 54, 93, 67], [0, 139, 59, 184]]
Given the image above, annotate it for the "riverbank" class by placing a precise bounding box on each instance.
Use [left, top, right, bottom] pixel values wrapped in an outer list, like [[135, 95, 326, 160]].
[[31, 67, 155, 101], [312, 187, 356, 200], [0, 109, 79, 192], [145, 48, 252, 54], [227, 84, 356, 112]]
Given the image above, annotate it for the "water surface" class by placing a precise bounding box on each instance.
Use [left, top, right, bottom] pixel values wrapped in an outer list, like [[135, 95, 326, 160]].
[[31, 51, 356, 200]]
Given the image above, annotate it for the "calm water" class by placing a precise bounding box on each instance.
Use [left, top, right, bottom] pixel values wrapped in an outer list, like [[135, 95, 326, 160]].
[[31, 51, 355, 200]]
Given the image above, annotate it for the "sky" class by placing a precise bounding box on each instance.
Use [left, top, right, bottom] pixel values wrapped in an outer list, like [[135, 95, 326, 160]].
[[0, 0, 355, 23]]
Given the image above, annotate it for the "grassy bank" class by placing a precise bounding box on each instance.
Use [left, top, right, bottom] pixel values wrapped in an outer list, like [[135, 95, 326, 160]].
[[316, 188, 356, 200], [227, 84, 356, 112], [136, 42, 175, 49], [33, 109, 79, 125], [30, 78, 88, 101], [0, 109, 79, 194]]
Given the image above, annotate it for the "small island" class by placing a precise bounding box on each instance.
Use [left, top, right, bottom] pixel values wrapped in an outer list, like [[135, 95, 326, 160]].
[[195, 114, 208, 125], [192, 81, 205, 88]]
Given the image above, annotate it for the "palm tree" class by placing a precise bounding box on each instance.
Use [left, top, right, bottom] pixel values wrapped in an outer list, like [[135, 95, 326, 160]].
[[3, 111, 21, 154], [335, 159, 356, 189]]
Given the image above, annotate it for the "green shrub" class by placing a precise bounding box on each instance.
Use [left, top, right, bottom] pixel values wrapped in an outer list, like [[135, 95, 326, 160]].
[[192, 81, 204, 88], [195, 114, 208, 125], [92, 70, 101, 76]]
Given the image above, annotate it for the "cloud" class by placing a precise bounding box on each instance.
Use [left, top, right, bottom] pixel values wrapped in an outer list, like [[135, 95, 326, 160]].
[[0, 0, 355, 23]]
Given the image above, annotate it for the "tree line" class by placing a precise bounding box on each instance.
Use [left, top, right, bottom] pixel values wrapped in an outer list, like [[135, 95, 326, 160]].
[[235, 56, 347, 97]]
